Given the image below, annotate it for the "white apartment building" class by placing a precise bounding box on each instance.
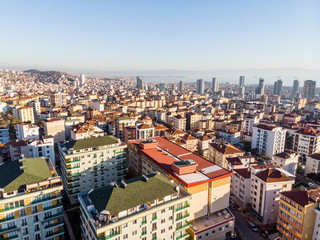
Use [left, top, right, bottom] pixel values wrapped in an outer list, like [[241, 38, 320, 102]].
[[244, 115, 259, 133], [305, 153, 320, 175], [136, 124, 155, 140], [13, 106, 35, 123], [70, 123, 104, 140], [79, 173, 192, 240], [252, 124, 287, 159], [231, 168, 251, 210], [173, 115, 186, 132], [293, 128, 320, 161], [250, 166, 294, 225], [28, 137, 55, 167], [15, 123, 40, 140], [271, 150, 299, 175], [27, 100, 41, 118], [58, 135, 127, 204]]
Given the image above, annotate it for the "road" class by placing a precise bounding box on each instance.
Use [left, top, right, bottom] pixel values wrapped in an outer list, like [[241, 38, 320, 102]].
[[230, 208, 265, 240]]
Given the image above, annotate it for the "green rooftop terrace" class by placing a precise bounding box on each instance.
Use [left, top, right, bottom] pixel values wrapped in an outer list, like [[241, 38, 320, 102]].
[[0, 158, 53, 192], [63, 135, 120, 151], [87, 173, 183, 215]]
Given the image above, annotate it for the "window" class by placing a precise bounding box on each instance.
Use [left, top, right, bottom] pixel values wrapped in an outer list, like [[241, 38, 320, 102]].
[[205, 233, 209, 237], [212, 230, 216, 234], [219, 227, 222, 232]]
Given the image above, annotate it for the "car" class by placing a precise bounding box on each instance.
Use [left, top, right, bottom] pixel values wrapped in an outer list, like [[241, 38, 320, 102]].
[[248, 221, 258, 232]]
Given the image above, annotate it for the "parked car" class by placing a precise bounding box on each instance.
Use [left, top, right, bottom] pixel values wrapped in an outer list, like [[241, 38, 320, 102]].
[[248, 221, 258, 232]]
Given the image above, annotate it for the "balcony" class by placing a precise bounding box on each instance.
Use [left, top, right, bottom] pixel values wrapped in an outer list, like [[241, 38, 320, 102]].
[[43, 211, 64, 221], [100, 232, 120, 239], [175, 204, 190, 212], [176, 232, 190, 240], [45, 229, 64, 237], [44, 220, 64, 229], [43, 203, 63, 211], [32, 195, 61, 204], [0, 205, 24, 212], [176, 223, 189, 231], [152, 217, 157, 221], [66, 158, 80, 163], [141, 221, 147, 225], [141, 231, 147, 236], [176, 213, 189, 221], [68, 177, 80, 183], [0, 216, 15, 222], [67, 172, 81, 177], [3, 235, 19, 240], [0, 225, 17, 233], [67, 165, 80, 170]]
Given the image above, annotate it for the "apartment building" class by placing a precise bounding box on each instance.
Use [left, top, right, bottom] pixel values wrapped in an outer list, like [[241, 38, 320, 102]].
[[124, 125, 136, 143], [50, 92, 67, 107], [252, 124, 287, 159], [128, 137, 235, 240], [250, 166, 294, 225], [186, 112, 201, 130], [305, 153, 320, 175], [272, 150, 299, 175], [58, 135, 127, 204], [79, 173, 191, 240], [312, 204, 320, 240], [13, 106, 35, 123], [226, 155, 257, 171], [244, 115, 259, 133], [219, 130, 241, 145], [173, 115, 186, 132], [44, 117, 66, 143], [231, 168, 251, 210], [0, 125, 9, 144], [70, 123, 104, 140], [209, 142, 245, 169], [292, 128, 320, 161], [15, 123, 40, 140], [278, 189, 320, 240], [136, 124, 155, 140], [0, 157, 64, 240], [115, 117, 136, 140]]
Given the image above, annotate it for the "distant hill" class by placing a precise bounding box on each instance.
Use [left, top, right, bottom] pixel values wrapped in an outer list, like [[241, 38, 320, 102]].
[[24, 69, 40, 73]]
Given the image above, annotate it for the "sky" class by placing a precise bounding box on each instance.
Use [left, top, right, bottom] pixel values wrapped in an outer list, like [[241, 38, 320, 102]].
[[0, 0, 319, 84]]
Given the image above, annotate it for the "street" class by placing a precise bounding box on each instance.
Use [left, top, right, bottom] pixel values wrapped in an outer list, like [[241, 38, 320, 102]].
[[229, 207, 265, 240]]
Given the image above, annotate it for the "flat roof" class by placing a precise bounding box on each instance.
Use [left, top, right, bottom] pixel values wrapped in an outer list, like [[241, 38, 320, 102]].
[[0, 157, 53, 192], [130, 137, 232, 187], [63, 135, 119, 151]]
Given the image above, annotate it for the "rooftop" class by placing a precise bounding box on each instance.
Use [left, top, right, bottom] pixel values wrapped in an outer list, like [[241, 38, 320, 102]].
[[63, 135, 119, 151], [86, 173, 187, 215], [255, 168, 293, 183], [281, 189, 320, 207], [0, 157, 53, 192]]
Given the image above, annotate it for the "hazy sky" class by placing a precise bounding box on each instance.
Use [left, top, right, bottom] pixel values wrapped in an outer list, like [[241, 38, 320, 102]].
[[1, 0, 319, 75]]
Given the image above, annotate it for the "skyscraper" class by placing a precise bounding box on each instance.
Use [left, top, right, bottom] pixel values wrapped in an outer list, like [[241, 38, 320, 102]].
[[239, 76, 245, 87], [256, 78, 265, 95], [302, 80, 316, 99], [212, 77, 219, 93], [80, 73, 86, 87], [136, 76, 143, 90], [292, 79, 299, 100], [179, 80, 184, 92], [238, 76, 245, 98], [196, 79, 204, 94], [273, 79, 283, 95]]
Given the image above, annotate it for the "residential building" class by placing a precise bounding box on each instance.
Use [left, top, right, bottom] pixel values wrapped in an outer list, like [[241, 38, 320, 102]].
[[256, 78, 265, 96], [292, 128, 320, 161], [0, 125, 9, 144], [250, 166, 294, 225], [115, 117, 136, 141], [305, 153, 320, 175], [173, 115, 186, 132], [137, 76, 143, 90], [28, 137, 55, 167], [136, 124, 155, 140], [80, 73, 86, 87], [79, 173, 192, 240], [273, 79, 283, 96], [186, 112, 201, 131], [70, 123, 104, 140], [278, 189, 320, 240], [244, 115, 259, 133], [312, 204, 320, 240], [226, 155, 257, 171], [292, 79, 299, 100], [15, 123, 39, 140], [179, 80, 184, 92], [231, 168, 251, 210], [58, 135, 127, 203], [302, 80, 316, 99], [219, 129, 241, 145], [212, 77, 219, 93], [0, 157, 64, 240], [196, 79, 204, 95], [272, 150, 299, 175], [252, 124, 287, 159], [128, 137, 235, 240], [50, 92, 67, 107], [209, 142, 245, 169], [44, 117, 66, 143], [13, 106, 35, 123], [124, 125, 137, 143], [283, 114, 301, 126]]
